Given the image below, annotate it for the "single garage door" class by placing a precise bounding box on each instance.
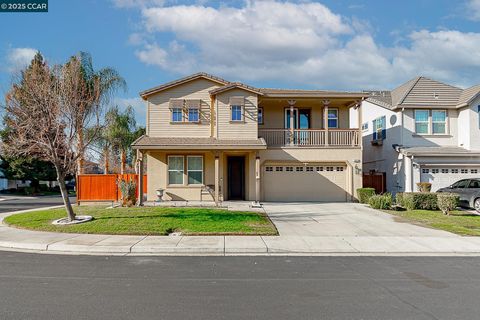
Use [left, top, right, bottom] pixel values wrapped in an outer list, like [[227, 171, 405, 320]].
[[421, 167, 480, 191], [263, 164, 347, 202]]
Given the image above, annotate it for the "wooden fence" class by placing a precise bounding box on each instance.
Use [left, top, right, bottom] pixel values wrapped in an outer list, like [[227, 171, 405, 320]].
[[76, 174, 147, 204], [362, 173, 386, 194]]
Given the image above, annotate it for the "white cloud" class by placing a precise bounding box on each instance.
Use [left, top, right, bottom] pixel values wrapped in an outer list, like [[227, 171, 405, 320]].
[[128, 1, 480, 89], [6, 47, 37, 73], [112, 0, 166, 9], [114, 97, 147, 126], [467, 0, 480, 20]]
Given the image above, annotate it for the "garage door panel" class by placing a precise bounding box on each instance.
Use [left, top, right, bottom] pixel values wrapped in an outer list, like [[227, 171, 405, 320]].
[[263, 165, 347, 202], [421, 167, 480, 192]]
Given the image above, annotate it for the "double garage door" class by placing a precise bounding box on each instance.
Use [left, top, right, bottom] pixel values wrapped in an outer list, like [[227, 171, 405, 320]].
[[263, 164, 347, 202], [420, 166, 480, 191]]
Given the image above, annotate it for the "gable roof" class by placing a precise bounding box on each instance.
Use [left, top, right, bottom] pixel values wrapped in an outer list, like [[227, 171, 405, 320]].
[[366, 76, 477, 110], [140, 72, 230, 99], [209, 82, 264, 96]]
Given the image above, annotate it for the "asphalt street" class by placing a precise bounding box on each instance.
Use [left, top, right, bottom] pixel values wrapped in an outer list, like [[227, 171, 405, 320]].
[[0, 196, 73, 213], [0, 252, 479, 319]]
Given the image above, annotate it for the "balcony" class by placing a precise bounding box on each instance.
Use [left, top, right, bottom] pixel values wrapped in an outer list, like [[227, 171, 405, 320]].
[[258, 129, 360, 147]]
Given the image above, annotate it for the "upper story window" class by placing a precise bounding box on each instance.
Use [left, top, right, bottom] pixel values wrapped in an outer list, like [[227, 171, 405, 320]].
[[258, 107, 264, 124], [414, 109, 447, 135], [327, 108, 338, 128], [230, 96, 245, 122], [372, 116, 386, 140], [171, 108, 183, 122], [187, 108, 199, 122], [362, 122, 368, 131]]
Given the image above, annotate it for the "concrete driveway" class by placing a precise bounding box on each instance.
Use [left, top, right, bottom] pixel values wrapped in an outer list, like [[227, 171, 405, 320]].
[[263, 202, 455, 237]]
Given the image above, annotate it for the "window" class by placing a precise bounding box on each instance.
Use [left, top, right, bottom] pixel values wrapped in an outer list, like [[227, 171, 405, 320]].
[[296, 167, 304, 172], [326, 167, 334, 171], [265, 166, 273, 172], [286, 166, 293, 172], [306, 167, 313, 172], [453, 179, 469, 188], [422, 168, 430, 174], [336, 167, 344, 172], [187, 156, 203, 185], [372, 116, 386, 140], [231, 105, 243, 122], [471, 169, 478, 174], [258, 107, 264, 124], [461, 169, 469, 174], [415, 110, 429, 134], [441, 169, 449, 174], [171, 108, 183, 122], [275, 167, 283, 172], [432, 110, 446, 134], [316, 167, 323, 171], [362, 122, 368, 131], [168, 156, 184, 185], [432, 169, 439, 174], [187, 108, 199, 122], [451, 169, 459, 174], [468, 179, 480, 188], [327, 109, 338, 128]]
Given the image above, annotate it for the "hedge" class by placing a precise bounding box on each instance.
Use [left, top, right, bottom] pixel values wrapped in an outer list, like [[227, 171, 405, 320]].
[[369, 193, 393, 210], [357, 188, 376, 204], [398, 192, 438, 210]]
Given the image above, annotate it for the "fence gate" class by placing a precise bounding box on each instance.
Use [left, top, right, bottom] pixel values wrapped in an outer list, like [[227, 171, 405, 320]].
[[362, 173, 386, 194]]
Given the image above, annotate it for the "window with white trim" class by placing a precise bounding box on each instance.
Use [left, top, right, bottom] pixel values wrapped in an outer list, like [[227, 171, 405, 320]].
[[472, 169, 478, 174], [317, 167, 323, 171], [258, 107, 264, 124], [187, 156, 203, 185], [432, 169, 439, 174], [422, 168, 429, 174], [415, 110, 429, 134], [187, 108, 199, 122], [451, 169, 459, 174], [326, 166, 334, 171], [327, 109, 338, 128], [336, 167, 344, 172], [265, 166, 273, 172], [441, 169, 448, 173], [231, 105, 243, 122], [362, 122, 368, 131], [171, 108, 183, 122], [372, 116, 386, 140], [432, 110, 446, 134], [168, 156, 184, 185], [461, 169, 468, 174], [286, 166, 293, 172], [414, 109, 447, 134], [275, 166, 283, 172], [296, 167, 304, 172], [306, 167, 313, 172]]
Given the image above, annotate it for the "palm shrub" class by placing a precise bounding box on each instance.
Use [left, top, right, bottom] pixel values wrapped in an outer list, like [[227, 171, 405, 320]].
[[118, 178, 137, 207], [416, 182, 432, 192], [368, 193, 393, 210], [437, 193, 459, 215], [357, 188, 376, 204]]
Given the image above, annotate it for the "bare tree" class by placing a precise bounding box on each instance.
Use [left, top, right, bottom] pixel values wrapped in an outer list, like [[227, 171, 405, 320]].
[[3, 53, 107, 221]]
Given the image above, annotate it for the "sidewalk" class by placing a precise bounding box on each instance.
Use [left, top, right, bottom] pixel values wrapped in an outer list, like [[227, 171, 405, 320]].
[[3, 205, 480, 256]]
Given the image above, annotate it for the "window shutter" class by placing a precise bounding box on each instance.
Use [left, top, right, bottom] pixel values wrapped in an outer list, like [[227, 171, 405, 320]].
[[169, 99, 184, 109], [229, 96, 245, 106]]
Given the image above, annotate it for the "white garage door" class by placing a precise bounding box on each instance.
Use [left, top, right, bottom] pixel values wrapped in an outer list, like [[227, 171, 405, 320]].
[[263, 164, 347, 202], [421, 167, 480, 191]]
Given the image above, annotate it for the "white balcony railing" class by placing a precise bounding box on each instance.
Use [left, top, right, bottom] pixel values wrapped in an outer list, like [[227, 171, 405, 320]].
[[258, 129, 360, 147]]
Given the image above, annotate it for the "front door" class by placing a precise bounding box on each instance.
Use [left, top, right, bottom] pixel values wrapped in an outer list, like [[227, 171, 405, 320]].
[[227, 156, 245, 200]]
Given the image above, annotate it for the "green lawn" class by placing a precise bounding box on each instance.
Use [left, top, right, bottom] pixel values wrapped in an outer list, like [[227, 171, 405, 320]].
[[385, 209, 480, 236], [4, 206, 278, 236]]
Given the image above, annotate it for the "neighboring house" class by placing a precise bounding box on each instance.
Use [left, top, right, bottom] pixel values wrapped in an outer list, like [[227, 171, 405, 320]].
[[358, 76, 480, 193], [132, 73, 366, 203]]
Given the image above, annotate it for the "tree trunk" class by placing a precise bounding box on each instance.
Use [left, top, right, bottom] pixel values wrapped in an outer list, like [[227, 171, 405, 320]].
[[55, 166, 75, 221], [77, 131, 85, 175], [104, 148, 110, 174], [120, 150, 126, 174]]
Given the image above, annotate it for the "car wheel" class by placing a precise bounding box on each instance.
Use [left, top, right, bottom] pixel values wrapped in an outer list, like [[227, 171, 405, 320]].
[[475, 198, 480, 213]]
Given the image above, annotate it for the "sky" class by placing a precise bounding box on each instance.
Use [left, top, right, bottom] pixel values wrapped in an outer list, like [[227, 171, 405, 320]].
[[1, 0, 480, 126]]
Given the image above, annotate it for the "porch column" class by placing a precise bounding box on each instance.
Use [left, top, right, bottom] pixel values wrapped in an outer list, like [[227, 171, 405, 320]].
[[404, 155, 413, 192], [255, 154, 261, 205], [137, 150, 144, 206], [323, 100, 330, 146], [356, 101, 362, 147], [288, 100, 296, 145], [214, 153, 220, 206]]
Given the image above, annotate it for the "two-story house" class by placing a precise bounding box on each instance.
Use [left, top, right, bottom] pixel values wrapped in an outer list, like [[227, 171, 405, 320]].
[[132, 73, 366, 204], [358, 76, 480, 193]]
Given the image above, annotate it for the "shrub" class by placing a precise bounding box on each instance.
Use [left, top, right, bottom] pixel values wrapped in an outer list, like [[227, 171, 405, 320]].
[[368, 193, 393, 210], [395, 192, 405, 207], [416, 182, 432, 193], [118, 179, 137, 207], [437, 193, 459, 215], [357, 188, 376, 204], [401, 192, 438, 210]]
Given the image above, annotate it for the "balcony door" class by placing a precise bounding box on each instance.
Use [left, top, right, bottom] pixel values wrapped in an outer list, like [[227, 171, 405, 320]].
[[285, 108, 310, 144]]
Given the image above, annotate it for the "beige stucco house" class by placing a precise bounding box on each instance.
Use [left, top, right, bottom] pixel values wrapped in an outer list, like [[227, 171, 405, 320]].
[[132, 73, 367, 204]]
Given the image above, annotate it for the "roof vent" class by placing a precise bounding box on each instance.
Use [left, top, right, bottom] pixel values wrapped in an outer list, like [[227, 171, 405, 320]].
[[433, 92, 439, 99]]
